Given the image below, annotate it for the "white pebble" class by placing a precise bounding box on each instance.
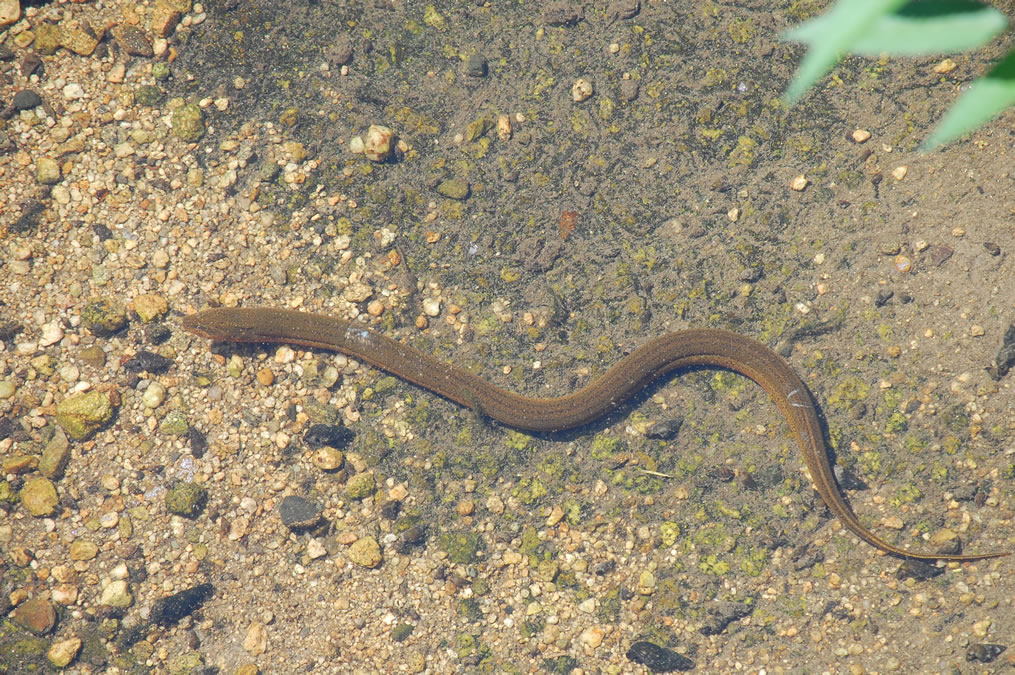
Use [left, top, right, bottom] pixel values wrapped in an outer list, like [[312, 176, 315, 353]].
[[142, 382, 167, 408], [62, 83, 85, 100], [39, 322, 64, 347]]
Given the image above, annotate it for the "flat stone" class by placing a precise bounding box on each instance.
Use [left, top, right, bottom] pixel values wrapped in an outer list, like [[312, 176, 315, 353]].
[[12, 596, 57, 635], [279, 495, 321, 530], [21, 477, 59, 516]]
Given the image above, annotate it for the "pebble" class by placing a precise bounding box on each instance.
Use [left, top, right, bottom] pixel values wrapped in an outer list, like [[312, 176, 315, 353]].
[[306, 538, 328, 559], [934, 58, 957, 74], [39, 321, 64, 346], [51, 584, 79, 605], [55, 390, 114, 440], [347, 536, 382, 568], [47, 637, 82, 668], [243, 621, 268, 655], [69, 539, 98, 561], [580, 626, 605, 648], [165, 482, 206, 517], [12, 89, 42, 110], [11, 596, 56, 634], [100, 579, 133, 607], [363, 124, 394, 161], [279, 495, 322, 530], [626, 641, 694, 672], [852, 129, 871, 143], [422, 298, 441, 317], [62, 82, 85, 100], [790, 175, 808, 191], [21, 477, 59, 516], [40, 430, 70, 479], [572, 77, 594, 102], [312, 447, 344, 471], [142, 381, 167, 408]]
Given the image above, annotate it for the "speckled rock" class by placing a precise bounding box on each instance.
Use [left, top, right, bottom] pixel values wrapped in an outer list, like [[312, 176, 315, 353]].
[[55, 390, 114, 440], [172, 103, 205, 142], [81, 299, 127, 336], [436, 178, 470, 200], [165, 482, 206, 517], [60, 20, 100, 56], [36, 157, 61, 185], [21, 477, 59, 516], [111, 24, 153, 56], [33, 23, 63, 55], [345, 472, 376, 499], [347, 536, 382, 568]]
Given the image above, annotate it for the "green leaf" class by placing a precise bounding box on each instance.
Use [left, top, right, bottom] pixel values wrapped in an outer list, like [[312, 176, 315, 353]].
[[922, 48, 1015, 150], [850, 1, 1007, 56], [781, 0, 909, 104]]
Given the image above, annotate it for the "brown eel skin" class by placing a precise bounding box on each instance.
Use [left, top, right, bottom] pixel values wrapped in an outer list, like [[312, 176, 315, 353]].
[[182, 306, 1010, 562]]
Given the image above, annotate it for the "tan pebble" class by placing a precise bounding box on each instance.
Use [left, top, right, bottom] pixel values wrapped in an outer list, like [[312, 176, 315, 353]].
[[934, 58, 957, 74], [425, 230, 441, 243], [891, 165, 908, 181], [913, 239, 928, 252], [456, 500, 474, 516], [243, 621, 268, 655], [363, 124, 395, 162], [337, 530, 359, 545], [572, 77, 594, 102], [727, 207, 740, 222], [970, 325, 985, 337], [313, 447, 344, 471], [51, 584, 79, 605], [790, 175, 808, 191], [486, 495, 505, 514], [972, 618, 991, 638], [47, 637, 82, 668], [256, 368, 274, 386], [852, 129, 871, 143], [894, 255, 912, 273], [366, 300, 384, 317], [881, 515, 904, 530], [422, 298, 441, 317], [414, 315, 428, 329], [497, 114, 512, 141], [580, 626, 605, 649], [816, 282, 829, 296], [343, 282, 373, 303], [951, 227, 965, 238], [929, 528, 959, 547], [69, 540, 98, 561], [546, 504, 565, 526]]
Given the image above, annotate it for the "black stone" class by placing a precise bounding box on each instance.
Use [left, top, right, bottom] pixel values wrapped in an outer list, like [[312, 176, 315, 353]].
[[626, 641, 694, 672], [12, 89, 42, 110], [279, 495, 322, 530], [150, 583, 214, 626], [303, 423, 354, 449], [123, 350, 173, 374]]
